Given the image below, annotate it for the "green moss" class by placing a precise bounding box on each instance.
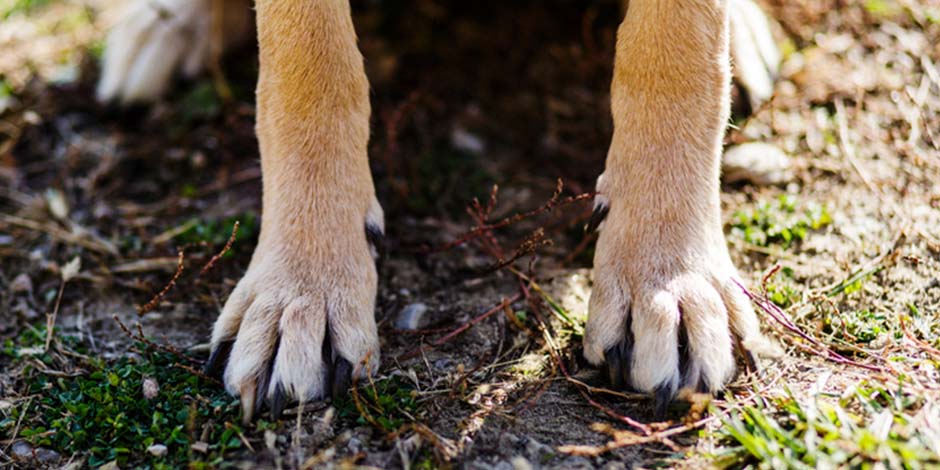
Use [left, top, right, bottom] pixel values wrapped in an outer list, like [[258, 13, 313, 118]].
[[1, 0, 53, 19], [173, 213, 259, 247], [730, 195, 831, 248], [1, 327, 242, 468], [764, 266, 803, 310], [335, 376, 418, 433]]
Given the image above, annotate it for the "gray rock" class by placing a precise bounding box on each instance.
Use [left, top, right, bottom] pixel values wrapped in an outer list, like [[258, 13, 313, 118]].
[[147, 444, 168, 457], [523, 436, 553, 460], [34, 447, 61, 464], [511, 456, 534, 470], [347, 436, 363, 454], [11, 441, 33, 461], [396, 303, 429, 330], [722, 142, 793, 185], [8, 442, 58, 464], [10, 273, 32, 293]]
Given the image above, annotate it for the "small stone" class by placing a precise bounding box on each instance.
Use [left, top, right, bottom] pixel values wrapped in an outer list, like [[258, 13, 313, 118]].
[[511, 456, 534, 470], [147, 444, 168, 457], [722, 142, 793, 185], [60, 256, 81, 282], [34, 448, 61, 464], [45, 188, 69, 221], [347, 436, 363, 453], [10, 273, 32, 293], [451, 127, 486, 154], [11, 441, 33, 461], [142, 377, 160, 400], [99, 460, 121, 470], [523, 436, 552, 460], [22, 110, 41, 125], [191, 442, 209, 454], [264, 430, 277, 451], [395, 303, 429, 330]]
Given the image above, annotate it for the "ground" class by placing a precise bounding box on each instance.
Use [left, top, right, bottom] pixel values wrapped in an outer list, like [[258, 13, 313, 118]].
[[1, 0, 939, 469]]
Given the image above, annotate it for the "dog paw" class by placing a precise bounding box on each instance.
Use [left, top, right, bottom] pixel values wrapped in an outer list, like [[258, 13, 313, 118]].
[[583, 178, 772, 415], [97, 0, 251, 104], [205, 202, 384, 423], [729, 0, 781, 110]]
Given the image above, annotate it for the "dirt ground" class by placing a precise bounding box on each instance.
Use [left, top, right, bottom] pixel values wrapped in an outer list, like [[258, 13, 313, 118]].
[[1, 0, 939, 469]]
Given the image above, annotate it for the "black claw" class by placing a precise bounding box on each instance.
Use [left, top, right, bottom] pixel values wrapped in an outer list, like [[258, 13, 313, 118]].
[[365, 223, 386, 263], [677, 307, 691, 386], [584, 202, 609, 234], [744, 349, 759, 374], [601, 310, 634, 390], [653, 384, 674, 420], [603, 346, 625, 390], [269, 382, 287, 420], [331, 357, 353, 401], [695, 378, 709, 394], [733, 335, 760, 374], [204, 340, 234, 380]]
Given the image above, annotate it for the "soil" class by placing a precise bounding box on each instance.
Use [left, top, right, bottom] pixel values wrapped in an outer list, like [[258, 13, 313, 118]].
[[1, 0, 939, 468]]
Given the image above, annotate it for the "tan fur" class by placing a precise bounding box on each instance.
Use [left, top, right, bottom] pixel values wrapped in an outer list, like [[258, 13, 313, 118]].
[[210, 0, 383, 414], [99, 0, 781, 417], [583, 0, 767, 395]]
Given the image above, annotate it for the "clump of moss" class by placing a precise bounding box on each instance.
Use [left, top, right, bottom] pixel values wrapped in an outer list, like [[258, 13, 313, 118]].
[[1, 327, 242, 468], [731, 195, 832, 248]]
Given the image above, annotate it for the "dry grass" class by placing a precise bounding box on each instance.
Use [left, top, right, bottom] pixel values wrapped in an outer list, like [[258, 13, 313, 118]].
[[1, 0, 939, 468]]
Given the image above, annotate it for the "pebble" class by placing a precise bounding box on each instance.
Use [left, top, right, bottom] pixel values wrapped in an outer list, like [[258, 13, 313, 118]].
[[147, 444, 168, 457], [396, 303, 429, 330], [11, 441, 61, 465], [264, 430, 278, 451], [722, 142, 793, 185], [523, 436, 553, 460], [142, 377, 160, 400], [10, 273, 32, 293], [347, 436, 363, 454], [11, 441, 33, 461], [510, 456, 533, 470], [451, 127, 486, 154]]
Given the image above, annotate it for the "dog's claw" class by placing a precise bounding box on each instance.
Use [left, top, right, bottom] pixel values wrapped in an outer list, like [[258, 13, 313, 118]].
[[603, 346, 625, 390], [269, 382, 288, 420], [653, 384, 672, 420], [365, 223, 385, 262], [204, 339, 233, 380], [240, 383, 256, 425], [585, 202, 610, 234], [601, 313, 633, 391], [331, 357, 353, 401]]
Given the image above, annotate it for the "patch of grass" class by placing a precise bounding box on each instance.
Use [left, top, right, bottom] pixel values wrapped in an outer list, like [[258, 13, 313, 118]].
[[335, 375, 419, 433], [177, 81, 223, 126], [764, 266, 803, 310], [716, 381, 940, 469], [826, 265, 883, 297], [1, 0, 52, 19], [864, 0, 904, 18], [174, 212, 259, 247], [730, 195, 832, 248], [0, 79, 12, 99], [821, 308, 894, 345], [1, 326, 242, 468]]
